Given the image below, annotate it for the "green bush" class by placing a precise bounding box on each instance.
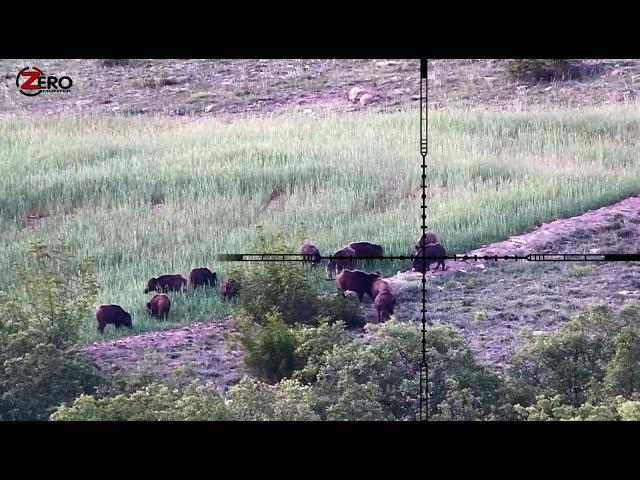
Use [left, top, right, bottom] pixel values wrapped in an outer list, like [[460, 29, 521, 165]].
[[311, 320, 420, 420], [508, 325, 610, 407], [315, 293, 363, 328], [306, 320, 509, 421], [0, 242, 104, 420], [228, 226, 322, 326], [507, 303, 640, 409], [604, 325, 640, 398], [425, 324, 512, 420], [234, 308, 300, 384], [515, 395, 640, 421], [225, 377, 320, 421], [51, 380, 231, 421], [514, 394, 618, 421], [506, 59, 583, 83], [293, 319, 352, 384], [1, 344, 103, 421], [0, 242, 99, 355]]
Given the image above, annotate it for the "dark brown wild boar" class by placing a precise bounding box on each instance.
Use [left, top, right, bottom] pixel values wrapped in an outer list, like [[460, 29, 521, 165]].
[[300, 242, 321, 265], [189, 267, 217, 288], [374, 292, 396, 322], [348, 241, 383, 259], [221, 279, 240, 300], [413, 243, 447, 272], [415, 230, 438, 253], [96, 304, 133, 334], [327, 246, 357, 275], [334, 269, 380, 303], [146, 294, 171, 320], [144, 274, 187, 294], [372, 278, 391, 298]]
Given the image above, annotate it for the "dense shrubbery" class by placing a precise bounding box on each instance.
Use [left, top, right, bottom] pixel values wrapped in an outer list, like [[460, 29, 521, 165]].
[[509, 301, 640, 420], [0, 243, 105, 420], [225, 225, 364, 385], [52, 380, 232, 421], [234, 309, 300, 384], [225, 378, 320, 421], [228, 226, 362, 328]]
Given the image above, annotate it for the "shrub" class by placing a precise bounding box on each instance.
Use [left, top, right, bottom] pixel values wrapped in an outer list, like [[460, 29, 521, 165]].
[[508, 304, 617, 407], [0, 242, 99, 355], [293, 319, 352, 384], [604, 325, 640, 398], [312, 320, 421, 421], [426, 324, 512, 420], [225, 377, 320, 421], [307, 320, 509, 421], [0, 242, 104, 420], [506, 59, 583, 83], [514, 394, 618, 421], [315, 293, 364, 328], [228, 226, 323, 326], [234, 308, 300, 384], [617, 398, 640, 421], [51, 380, 231, 421], [1, 345, 103, 421]]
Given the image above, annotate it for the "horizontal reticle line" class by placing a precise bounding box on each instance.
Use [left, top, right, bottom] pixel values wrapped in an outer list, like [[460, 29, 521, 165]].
[[212, 253, 640, 262]]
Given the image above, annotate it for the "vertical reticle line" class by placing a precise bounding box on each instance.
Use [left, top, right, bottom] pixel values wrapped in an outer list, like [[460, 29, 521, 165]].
[[419, 59, 428, 422]]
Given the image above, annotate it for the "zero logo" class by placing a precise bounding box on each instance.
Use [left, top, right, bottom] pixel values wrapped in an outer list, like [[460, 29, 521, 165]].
[[16, 67, 73, 96], [16, 67, 44, 96]]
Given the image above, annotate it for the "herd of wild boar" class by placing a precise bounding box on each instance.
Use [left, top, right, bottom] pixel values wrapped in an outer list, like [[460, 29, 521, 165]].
[[95, 230, 447, 334]]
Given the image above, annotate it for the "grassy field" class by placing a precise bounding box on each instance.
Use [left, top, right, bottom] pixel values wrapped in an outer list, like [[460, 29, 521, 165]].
[[2, 105, 640, 342]]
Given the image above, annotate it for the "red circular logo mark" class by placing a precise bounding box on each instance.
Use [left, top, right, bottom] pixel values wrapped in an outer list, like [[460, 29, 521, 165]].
[[16, 67, 44, 96]]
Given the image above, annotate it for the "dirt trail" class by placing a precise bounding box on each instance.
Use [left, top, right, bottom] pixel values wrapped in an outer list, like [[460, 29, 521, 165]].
[[84, 194, 640, 381]]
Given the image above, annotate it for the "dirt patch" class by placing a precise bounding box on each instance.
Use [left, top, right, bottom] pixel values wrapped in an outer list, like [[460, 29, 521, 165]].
[[81, 319, 246, 391]]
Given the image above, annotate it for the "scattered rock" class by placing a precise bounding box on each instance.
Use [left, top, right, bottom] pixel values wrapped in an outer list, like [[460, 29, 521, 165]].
[[349, 86, 363, 101], [204, 104, 215, 114], [360, 93, 375, 106], [618, 290, 638, 296], [375, 60, 399, 68]]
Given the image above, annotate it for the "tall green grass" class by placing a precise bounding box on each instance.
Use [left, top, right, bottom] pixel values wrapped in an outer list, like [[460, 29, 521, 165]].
[[2, 106, 640, 342]]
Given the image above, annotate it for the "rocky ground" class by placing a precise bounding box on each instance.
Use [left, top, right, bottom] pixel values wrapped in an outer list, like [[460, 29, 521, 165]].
[[1, 59, 419, 118], [3, 59, 639, 119], [428, 59, 640, 110]]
